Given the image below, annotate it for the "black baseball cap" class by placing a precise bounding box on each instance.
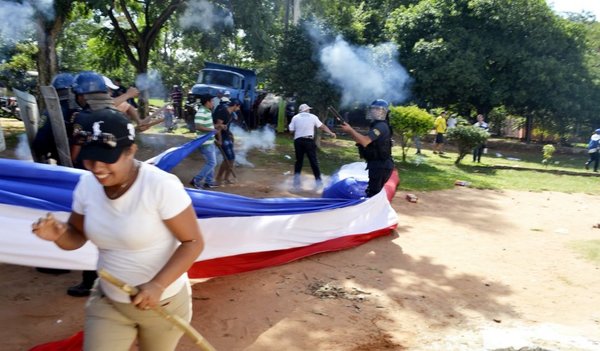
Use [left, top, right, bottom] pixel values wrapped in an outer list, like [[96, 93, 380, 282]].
[[75, 108, 135, 164]]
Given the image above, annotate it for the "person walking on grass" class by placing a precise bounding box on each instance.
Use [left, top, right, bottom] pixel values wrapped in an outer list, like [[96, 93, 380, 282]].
[[288, 103, 336, 190], [585, 128, 600, 172], [433, 111, 447, 155], [472, 114, 489, 163]]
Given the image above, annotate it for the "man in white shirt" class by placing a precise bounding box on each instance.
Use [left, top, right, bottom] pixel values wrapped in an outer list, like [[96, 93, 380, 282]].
[[472, 114, 489, 162], [447, 113, 458, 129], [288, 103, 336, 190]]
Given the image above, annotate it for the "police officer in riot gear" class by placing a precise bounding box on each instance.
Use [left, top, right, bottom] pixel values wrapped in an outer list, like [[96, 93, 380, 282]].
[[32, 73, 79, 164], [340, 99, 394, 197], [72, 71, 109, 108], [32, 73, 80, 275]]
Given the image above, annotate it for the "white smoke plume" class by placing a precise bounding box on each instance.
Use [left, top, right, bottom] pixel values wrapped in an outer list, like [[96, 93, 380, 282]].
[[0, 1, 34, 42], [320, 37, 411, 106], [230, 124, 275, 167], [135, 70, 166, 99], [305, 22, 412, 106], [0, 0, 55, 42], [179, 0, 234, 32], [31, 0, 54, 20]]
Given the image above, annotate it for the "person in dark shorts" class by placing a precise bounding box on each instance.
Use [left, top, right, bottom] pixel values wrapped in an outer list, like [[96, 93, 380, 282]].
[[433, 111, 447, 155], [213, 99, 240, 184]]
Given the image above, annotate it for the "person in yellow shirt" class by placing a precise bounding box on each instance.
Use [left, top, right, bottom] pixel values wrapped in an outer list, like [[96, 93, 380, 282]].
[[433, 111, 447, 154]]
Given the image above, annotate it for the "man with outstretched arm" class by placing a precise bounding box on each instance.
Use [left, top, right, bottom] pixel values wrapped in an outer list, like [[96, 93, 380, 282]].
[[339, 99, 394, 197]]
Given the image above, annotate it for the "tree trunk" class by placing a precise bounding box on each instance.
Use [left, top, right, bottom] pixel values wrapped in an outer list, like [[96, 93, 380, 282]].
[[105, 0, 183, 118], [136, 42, 151, 118], [36, 14, 65, 110], [524, 114, 533, 143]]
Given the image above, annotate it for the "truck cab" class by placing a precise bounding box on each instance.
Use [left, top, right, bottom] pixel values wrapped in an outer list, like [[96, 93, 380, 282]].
[[190, 62, 257, 117]]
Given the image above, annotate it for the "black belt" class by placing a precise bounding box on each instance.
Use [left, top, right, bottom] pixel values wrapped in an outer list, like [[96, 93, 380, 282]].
[[298, 135, 313, 139]]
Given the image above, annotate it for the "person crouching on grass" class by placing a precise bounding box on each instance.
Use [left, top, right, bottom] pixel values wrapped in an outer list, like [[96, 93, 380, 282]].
[[31, 108, 204, 351]]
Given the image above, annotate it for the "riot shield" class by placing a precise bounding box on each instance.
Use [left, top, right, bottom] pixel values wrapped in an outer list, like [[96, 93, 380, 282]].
[[40, 86, 73, 167], [13, 88, 40, 162], [0, 121, 6, 152]]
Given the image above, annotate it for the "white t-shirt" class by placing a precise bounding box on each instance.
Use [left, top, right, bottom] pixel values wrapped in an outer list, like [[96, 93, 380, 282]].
[[72, 162, 192, 303], [288, 112, 323, 139], [473, 121, 489, 130], [447, 117, 458, 128]]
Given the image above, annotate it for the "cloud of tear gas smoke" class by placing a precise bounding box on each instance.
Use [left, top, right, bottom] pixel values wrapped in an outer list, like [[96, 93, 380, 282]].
[[0, 0, 55, 42], [179, 0, 234, 32], [31, 0, 54, 20], [306, 23, 411, 107], [0, 1, 34, 42], [230, 125, 275, 167], [137, 133, 184, 162], [135, 70, 166, 99]]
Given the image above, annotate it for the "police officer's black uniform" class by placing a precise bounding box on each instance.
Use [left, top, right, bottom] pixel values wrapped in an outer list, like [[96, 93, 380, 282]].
[[358, 120, 394, 197]]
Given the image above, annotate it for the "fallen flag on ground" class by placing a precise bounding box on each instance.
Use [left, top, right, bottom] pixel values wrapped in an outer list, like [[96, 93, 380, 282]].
[[0, 148, 398, 350]]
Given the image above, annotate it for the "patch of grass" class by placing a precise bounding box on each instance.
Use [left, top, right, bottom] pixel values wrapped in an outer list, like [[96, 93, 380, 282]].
[[0, 117, 25, 149], [569, 240, 600, 264], [2, 119, 598, 195], [296, 133, 598, 194], [148, 98, 167, 107]]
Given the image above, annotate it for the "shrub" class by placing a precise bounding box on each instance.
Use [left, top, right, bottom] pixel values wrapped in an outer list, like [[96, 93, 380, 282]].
[[446, 125, 489, 164], [542, 144, 556, 166], [388, 105, 434, 161]]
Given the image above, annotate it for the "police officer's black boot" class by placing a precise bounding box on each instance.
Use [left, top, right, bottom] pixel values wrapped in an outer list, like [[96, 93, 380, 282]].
[[67, 270, 97, 297]]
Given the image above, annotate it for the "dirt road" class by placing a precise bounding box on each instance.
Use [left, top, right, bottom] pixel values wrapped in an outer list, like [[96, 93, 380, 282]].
[[2, 184, 599, 350]]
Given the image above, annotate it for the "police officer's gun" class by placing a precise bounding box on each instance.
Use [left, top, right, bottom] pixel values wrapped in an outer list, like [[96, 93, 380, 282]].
[[327, 106, 347, 124]]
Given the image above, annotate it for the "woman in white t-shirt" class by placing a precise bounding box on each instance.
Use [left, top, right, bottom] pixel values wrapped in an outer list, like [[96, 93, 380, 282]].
[[32, 108, 204, 351]]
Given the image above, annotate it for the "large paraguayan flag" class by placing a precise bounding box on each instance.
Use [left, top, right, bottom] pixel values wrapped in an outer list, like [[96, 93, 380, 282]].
[[1, 134, 398, 351], [0, 157, 398, 279]]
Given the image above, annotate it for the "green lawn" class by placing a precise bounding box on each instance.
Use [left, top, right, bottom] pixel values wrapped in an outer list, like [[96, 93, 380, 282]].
[[1, 117, 597, 195], [148, 98, 167, 107], [271, 133, 600, 195]]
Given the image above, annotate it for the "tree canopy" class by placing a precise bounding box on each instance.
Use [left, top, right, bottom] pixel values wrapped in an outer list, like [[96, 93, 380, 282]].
[[385, 0, 599, 140], [1, 0, 600, 141]]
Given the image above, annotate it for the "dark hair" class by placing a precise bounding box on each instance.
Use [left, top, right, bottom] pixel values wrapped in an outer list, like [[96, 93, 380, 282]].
[[200, 94, 213, 105]]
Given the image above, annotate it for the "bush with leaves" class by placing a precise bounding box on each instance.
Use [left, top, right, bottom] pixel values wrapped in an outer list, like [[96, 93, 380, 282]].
[[446, 125, 489, 164], [388, 105, 434, 161], [542, 144, 556, 166]]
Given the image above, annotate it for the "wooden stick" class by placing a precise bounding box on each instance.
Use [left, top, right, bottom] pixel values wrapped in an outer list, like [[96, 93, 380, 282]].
[[136, 104, 169, 132], [136, 117, 166, 132], [98, 269, 216, 351]]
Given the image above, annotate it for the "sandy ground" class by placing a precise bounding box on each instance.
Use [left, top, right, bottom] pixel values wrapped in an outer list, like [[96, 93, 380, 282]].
[[1, 125, 600, 350]]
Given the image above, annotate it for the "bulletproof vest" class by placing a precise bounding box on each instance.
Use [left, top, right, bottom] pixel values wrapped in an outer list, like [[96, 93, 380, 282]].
[[357, 121, 392, 161]]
